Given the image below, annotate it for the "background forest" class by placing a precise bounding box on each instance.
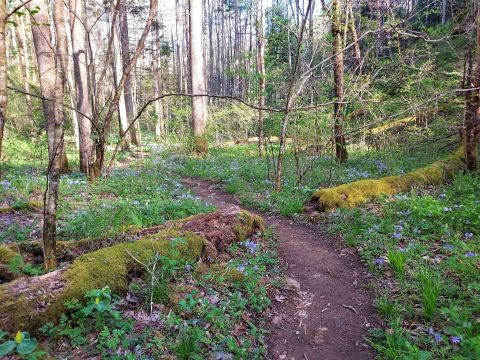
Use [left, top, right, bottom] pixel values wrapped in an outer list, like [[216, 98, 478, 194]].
[[0, 0, 479, 358]]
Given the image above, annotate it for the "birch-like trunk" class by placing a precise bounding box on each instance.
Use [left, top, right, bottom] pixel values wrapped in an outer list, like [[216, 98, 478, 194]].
[[68, 0, 93, 175], [256, 0, 266, 156], [119, 0, 139, 145], [188, 0, 208, 154]]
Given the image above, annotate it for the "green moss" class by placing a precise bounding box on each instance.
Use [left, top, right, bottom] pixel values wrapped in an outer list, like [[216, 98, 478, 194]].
[[0, 228, 206, 332], [0, 246, 17, 264], [234, 210, 265, 240], [313, 148, 466, 210]]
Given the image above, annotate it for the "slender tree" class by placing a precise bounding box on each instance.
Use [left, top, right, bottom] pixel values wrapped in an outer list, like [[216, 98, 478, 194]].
[[68, 0, 93, 175], [43, 0, 69, 270], [188, 0, 208, 153], [332, 0, 348, 163], [464, 10, 480, 171], [256, 0, 266, 156], [0, 0, 7, 178]]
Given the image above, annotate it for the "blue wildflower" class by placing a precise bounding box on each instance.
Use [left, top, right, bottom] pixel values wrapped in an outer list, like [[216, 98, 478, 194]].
[[438, 193, 447, 199], [443, 207, 452, 212], [243, 240, 258, 253], [443, 243, 454, 251], [0, 180, 12, 190], [464, 232, 474, 239], [392, 232, 402, 239], [465, 251, 477, 258], [434, 333, 442, 342], [375, 258, 385, 265], [394, 224, 404, 232], [450, 336, 461, 344]]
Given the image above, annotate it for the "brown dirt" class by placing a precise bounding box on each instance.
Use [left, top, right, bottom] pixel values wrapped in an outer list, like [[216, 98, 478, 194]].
[[182, 178, 379, 360]]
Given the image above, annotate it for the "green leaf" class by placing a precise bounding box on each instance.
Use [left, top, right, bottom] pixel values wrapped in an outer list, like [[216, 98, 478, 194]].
[[0, 341, 16, 356], [16, 338, 38, 354], [0, 330, 7, 340]]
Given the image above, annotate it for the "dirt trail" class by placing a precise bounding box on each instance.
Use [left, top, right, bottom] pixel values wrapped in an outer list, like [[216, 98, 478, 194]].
[[182, 178, 378, 360]]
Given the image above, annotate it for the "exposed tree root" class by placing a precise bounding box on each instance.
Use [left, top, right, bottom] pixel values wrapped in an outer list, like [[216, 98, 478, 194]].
[[312, 148, 466, 211], [0, 206, 263, 333]]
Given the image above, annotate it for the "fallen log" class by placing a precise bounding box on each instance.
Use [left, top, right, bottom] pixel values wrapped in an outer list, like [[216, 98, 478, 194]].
[[312, 148, 466, 211], [0, 207, 264, 333]]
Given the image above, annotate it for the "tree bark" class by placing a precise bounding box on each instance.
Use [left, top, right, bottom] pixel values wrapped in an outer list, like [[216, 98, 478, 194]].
[[118, 0, 139, 145], [42, 0, 69, 270], [332, 0, 348, 163], [153, 25, 164, 140], [14, 15, 34, 127], [28, 0, 70, 174], [0, 0, 7, 178], [68, 0, 93, 175], [256, 0, 266, 156], [464, 11, 480, 171], [188, 0, 208, 154]]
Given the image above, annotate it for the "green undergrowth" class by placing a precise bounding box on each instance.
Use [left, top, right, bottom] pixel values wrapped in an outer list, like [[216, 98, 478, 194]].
[[2, 229, 279, 359], [328, 173, 480, 359], [166, 144, 447, 216], [0, 139, 214, 244]]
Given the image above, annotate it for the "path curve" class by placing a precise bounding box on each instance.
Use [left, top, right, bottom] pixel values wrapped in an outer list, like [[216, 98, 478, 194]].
[[182, 178, 378, 360]]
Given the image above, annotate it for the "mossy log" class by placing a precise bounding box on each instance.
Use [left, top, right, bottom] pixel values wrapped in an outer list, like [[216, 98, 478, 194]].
[[312, 148, 466, 211], [0, 207, 264, 333], [218, 136, 294, 147], [0, 200, 42, 213]]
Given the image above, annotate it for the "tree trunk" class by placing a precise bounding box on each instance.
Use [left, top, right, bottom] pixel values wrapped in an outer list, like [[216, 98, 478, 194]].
[[29, 0, 70, 174], [332, 0, 348, 163], [112, 19, 130, 151], [0, 0, 7, 178], [464, 11, 480, 171], [14, 15, 34, 127], [256, 0, 266, 156], [68, 0, 93, 175], [118, 0, 139, 145], [42, 0, 69, 270], [347, 0, 362, 72], [153, 25, 164, 140], [188, 0, 208, 154]]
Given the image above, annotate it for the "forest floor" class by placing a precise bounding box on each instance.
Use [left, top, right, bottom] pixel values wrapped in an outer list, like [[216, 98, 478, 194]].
[[182, 177, 378, 359]]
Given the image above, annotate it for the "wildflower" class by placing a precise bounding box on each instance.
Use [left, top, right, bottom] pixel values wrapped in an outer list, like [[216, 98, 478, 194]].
[[450, 336, 461, 344], [95, 297, 100, 304], [464, 232, 474, 239], [184, 264, 193, 271], [392, 232, 402, 239], [243, 240, 258, 253], [443, 207, 452, 212], [465, 251, 477, 258], [428, 327, 434, 335], [434, 333, 442, 342], [15, 331, 24, 343], [398, 247, 407, 252], [438, 193, 447, 199], [0, 179, 12, 190], [375, 258, 385, 265], [236, 264, 246, 272], [443, 243, 454, 251], [394, 224, 404, 232]]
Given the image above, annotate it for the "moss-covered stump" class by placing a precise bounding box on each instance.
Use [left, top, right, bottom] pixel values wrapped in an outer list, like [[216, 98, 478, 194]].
[[0, 207, 264, 333], [312, 148, 466, 211]]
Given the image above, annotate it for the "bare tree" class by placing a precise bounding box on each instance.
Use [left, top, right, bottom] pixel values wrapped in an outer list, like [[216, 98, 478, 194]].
[[68, 0, 93, 175], [0, 0, 7, 177], [464, 10, 480, 171], [188, 0, 208, 153], [43, 0, 69, 270], [332, 0, 348, 163], [256, 0, 266, 156], [29, 0, 70, 174]]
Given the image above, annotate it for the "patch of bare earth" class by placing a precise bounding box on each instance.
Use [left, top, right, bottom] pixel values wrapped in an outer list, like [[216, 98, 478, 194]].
[[182, 178, 378, 360]]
